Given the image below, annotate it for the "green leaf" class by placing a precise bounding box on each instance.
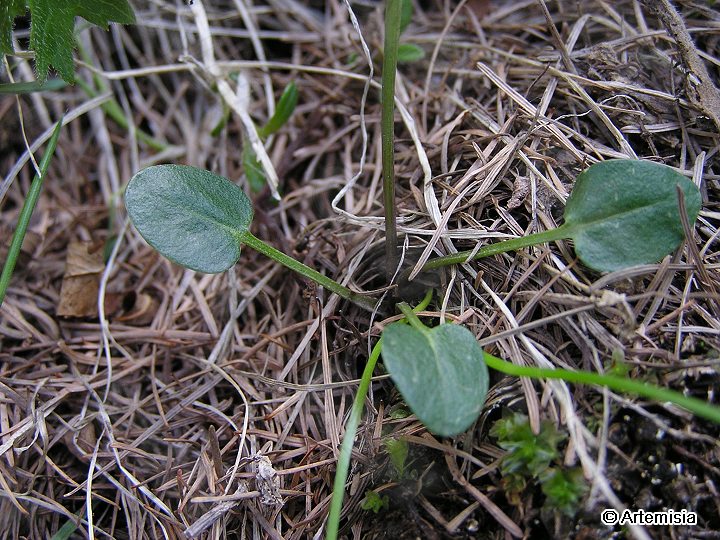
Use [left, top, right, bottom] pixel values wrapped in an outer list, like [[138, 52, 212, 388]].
[[540, 468, 587, 516], [563, 159, 701, 272], [50, 518, 80, 540], [396, 43, 425, 63], [24, 0, 135, 81], [399, 0, 413, 35], [489, 412, 563, 477], [242, 143, 267, 193], [383, 437, 409, 477], [0, 0, 25, 54], [361, 490, 389, 513], [0, 78, 67, 94], [258, 82, 298, 138], [381, 322, 489, 437], [421, 158, 703, 276], [125, 165, 253, 274]]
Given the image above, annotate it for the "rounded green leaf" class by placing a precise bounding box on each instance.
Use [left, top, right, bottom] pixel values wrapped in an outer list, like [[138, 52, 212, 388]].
[[564, 159, 701, 272], [381, 323, 489, 437], [125, 164, 253, 273]]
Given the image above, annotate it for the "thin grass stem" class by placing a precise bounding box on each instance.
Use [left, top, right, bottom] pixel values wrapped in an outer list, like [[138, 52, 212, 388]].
[[0, 118, 63, 307], [381, 0, 402, 281]]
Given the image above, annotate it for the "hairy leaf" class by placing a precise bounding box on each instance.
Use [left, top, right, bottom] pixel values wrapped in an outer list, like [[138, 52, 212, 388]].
[[0, 0, 25, 54], [3, 0, 136, 81], [563, 159, 701, 272], [125, 165, 253, 274], [381, 322, 489, 437]]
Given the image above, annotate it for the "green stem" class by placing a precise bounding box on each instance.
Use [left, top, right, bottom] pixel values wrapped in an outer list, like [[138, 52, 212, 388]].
[[326, 290, 432, 540], [241, 232, 377, 312], [0, 118, 63, 307], [382, 0, 402, 281], [422, 225, 571, 272], [483, 352, 720, 424], [396, 302, 428, 334]]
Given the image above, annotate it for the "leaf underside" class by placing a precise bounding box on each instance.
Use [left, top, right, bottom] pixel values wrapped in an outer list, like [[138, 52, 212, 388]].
[[125, 165, 253, 274], [382, 323, 489, 437], [3, 0, 135, 82], [564, 159, 702, 272]]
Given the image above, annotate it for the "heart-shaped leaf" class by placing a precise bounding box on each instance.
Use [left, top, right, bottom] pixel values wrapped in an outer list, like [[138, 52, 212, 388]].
[[381, 322, 489, 437], [125, 164, 253, 273], [563, 159, 701, 272]]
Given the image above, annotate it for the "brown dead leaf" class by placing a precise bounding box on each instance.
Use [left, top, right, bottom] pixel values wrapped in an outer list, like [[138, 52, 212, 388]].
[[57, 241, 105, 318]]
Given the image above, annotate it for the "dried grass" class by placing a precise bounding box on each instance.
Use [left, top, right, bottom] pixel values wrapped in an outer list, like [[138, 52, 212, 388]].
[[1, 1, 719, 538]]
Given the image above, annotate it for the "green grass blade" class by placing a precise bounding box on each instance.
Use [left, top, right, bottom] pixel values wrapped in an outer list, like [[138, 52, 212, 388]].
[[257, 82, 298, 138], [0, 117, 63, 307], [0, 79, 67, 94], [50, 517, 80, 540]]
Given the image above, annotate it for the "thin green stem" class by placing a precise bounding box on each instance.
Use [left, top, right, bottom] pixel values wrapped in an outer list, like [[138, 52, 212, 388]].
[[382, 0, 402, 281], [396, 302, 428, 334], [0, 118, 63, 307], [241, 232, 377, 312], [483, 352, 720, 424], [326, 337, 382, 539], [421, 225, 571, 272], [326, 290, 432, 540]]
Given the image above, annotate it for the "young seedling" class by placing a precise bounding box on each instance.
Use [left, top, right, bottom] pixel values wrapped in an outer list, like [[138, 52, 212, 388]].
[[124, 164, 376, 312], [491, 412, 587, 516], [413, 159, 702, 278]]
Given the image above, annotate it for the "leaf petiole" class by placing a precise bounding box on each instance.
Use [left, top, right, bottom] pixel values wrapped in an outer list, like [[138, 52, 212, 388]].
[[482, 352, 720, 424], [240, 232, 377, 312], [396, 301, 430, 334], [419, 226, 570, 274]]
